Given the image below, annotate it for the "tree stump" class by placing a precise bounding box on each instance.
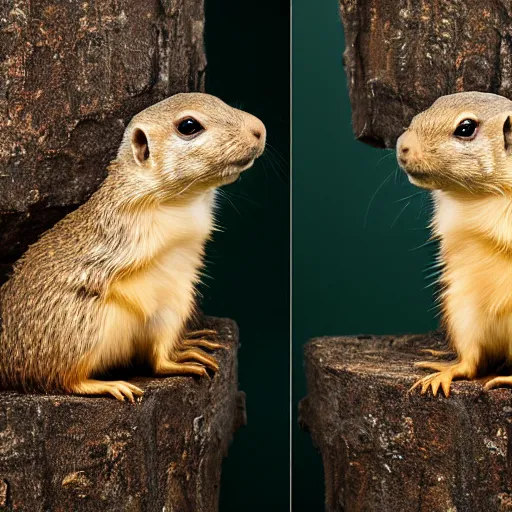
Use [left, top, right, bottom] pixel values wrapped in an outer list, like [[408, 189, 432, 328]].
[[299, 333, 512, 512], [0, 0, 206, 284], [0, 317, 245, 512], [339, 0, 512, 148]]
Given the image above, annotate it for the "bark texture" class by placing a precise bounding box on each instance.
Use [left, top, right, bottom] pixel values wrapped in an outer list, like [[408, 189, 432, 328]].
[[0, 317, 245, 512], [300, 332, 512, 512], [0, 0, 206, 283], [339, 0, 512, 147]]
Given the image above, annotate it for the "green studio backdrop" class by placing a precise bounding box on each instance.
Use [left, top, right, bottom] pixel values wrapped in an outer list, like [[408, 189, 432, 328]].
[[292, 0, 438, 509], [204, 1, 290, 510]]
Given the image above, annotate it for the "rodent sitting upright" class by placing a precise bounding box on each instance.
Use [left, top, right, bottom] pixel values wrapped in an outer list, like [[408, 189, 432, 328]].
[[0, 93, 265, 401], [396, 91, 512, 397]]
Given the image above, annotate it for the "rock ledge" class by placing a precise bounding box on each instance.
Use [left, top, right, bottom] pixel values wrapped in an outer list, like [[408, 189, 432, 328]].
[[0, 317, 244, 512], [300, 332, 512, 512]]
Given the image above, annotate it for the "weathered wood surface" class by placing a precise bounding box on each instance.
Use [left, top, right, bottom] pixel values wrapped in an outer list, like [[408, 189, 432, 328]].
[[0, 0, 206, 283], [339, 0, 512, 148], [300, 332, 512, 512], [0, 317, 245, 512]]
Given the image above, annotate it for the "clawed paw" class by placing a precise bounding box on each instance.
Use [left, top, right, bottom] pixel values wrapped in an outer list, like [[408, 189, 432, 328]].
[[183, 329, 226, 351], [154, 359, 211, 379], [175, 348, 219, 372], [70, 379, 144, 403], [409, 371, 452, 397], [409, 361, 475, 398]]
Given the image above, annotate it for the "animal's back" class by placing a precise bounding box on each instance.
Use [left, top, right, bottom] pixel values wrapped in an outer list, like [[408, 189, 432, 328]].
[[0, 192, 108, 391]]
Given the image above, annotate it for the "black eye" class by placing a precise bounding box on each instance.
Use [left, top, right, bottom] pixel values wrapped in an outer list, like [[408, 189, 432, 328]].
[[177, 117, 204, 136], [454, 119, 478, 138]]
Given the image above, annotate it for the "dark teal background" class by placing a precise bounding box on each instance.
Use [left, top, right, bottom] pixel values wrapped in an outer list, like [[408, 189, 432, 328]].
[[204, 1, 290, 510], [292, 0, 438, 509]]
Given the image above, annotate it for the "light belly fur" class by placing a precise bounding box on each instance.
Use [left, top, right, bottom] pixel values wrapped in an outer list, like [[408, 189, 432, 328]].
[[88, 196, 213, 373]]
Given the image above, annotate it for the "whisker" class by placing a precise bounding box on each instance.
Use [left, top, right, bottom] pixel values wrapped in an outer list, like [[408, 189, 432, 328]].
[[261, 151, 288, 186], [221, 189, 263, 209], [265, 142, 289, 168], [375, 150, 396, 168], [173, 175, 203, 197], [363, 168, 396, 228], [395, 191, 425, 203], [217, 189, 242, 218], [409, 238, 437, 251], [391, 200, 411, 228]]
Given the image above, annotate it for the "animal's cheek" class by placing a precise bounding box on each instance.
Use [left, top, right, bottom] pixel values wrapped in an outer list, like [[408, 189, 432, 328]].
[[481, 158, 495, 175], [474, 142, 495, 175], [159, 147, 177, 166], [432, 143, 453, 166]]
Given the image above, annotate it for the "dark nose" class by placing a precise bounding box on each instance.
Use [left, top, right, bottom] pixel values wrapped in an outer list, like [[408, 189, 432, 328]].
[[245, 114, 266, 148], [399, 146, 409, 165], [396, 130, 421, 166], [251, 128, 262, 140]]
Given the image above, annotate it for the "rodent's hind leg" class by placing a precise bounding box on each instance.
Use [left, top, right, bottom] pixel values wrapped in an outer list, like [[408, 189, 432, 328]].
[[414, 360, 455, 372], [69, 379, 144, 403], [150, 323, 221, 378], [153, 357, 210, 378], [175, 349, 219, 371], [176, 329, 226, 372], [484, 375, 512, 391], [183, 329, 226, 351], [186, 328, 218, 338], [182, 338, 224, 351], [409, 360, 476, 398], [419, 348, 454, 358]]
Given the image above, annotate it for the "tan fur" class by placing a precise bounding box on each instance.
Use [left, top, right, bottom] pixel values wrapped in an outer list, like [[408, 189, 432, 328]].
[[397, 92, 512, 396], [0, 93, 266, 400]]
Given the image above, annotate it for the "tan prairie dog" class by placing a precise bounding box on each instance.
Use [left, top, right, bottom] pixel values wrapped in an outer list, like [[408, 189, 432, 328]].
[[396, 91, 512, 397], [0, 92, 265, 401]]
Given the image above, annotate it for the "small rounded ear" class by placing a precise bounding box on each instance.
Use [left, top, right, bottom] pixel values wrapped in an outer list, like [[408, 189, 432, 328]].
[[131, 127, 150, 166], [503, 115, 512, 152]]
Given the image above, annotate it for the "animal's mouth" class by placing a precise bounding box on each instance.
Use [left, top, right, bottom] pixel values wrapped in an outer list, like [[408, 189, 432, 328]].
[[405, 169, 428, 179], [231, 144, 265, 169], [216, 156, 257, 186], [403, 168, 438, 190], [398, 160, 429, 180], [233, 156, 255, 168]]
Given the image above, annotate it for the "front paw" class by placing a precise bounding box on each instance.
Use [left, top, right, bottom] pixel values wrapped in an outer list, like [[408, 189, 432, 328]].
[[153, 359, 210, 378], [175, 348, 219, 372]]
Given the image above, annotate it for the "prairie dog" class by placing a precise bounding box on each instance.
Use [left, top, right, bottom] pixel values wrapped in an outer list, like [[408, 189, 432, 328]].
[[396, 91, 512, 397], [0, 93, 266, 401]]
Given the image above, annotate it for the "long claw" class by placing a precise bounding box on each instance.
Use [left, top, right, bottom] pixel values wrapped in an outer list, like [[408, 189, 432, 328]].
[[154, 359, 211, 379], [442, 379, 451, 397], [182, 338, 226, 351], [109, 388, 125, 401], [126, 382, 144, 396], [414, 361, 453, 372], [122, 387, 134, 403], [176, 348, 219, 372], [431, 378, 441, 397], [186, 329, 218, 338], [419, 348, 453, 358], [181, 327, 226, 352], [421, 376, 434, 394], [409, 378, 424, 393]]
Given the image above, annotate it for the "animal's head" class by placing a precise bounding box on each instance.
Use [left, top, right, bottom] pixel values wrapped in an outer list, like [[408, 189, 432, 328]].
[[397, 92, 512, 194], [118, 93, 266, 196]]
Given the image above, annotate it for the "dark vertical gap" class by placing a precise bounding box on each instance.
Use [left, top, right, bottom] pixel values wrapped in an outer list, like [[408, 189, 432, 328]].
[[203, 1, 290, 511]]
